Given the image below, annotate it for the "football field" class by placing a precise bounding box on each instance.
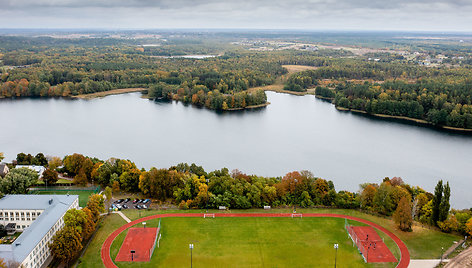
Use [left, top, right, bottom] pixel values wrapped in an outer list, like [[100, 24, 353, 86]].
[[110, 217, 399, 267]]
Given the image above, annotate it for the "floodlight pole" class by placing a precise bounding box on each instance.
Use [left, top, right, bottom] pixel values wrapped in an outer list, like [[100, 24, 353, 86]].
[[440, 246, 444, 263], [334, 243, 338, 268], [189, 244, 194, 268], [130, 250, 135, 261]]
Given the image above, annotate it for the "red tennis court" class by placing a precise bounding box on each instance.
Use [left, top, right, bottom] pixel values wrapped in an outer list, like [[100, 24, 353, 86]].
[[115, 227, 160, 262], [348, 226, 397, 263]]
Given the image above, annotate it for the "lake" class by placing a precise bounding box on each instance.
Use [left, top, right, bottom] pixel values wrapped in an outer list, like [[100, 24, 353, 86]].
[[0, 92, 471, 208]]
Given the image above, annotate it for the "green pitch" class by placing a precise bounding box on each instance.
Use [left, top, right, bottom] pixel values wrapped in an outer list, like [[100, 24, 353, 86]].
[[32, 190, 95, 207], [110, 217, 397, 268]]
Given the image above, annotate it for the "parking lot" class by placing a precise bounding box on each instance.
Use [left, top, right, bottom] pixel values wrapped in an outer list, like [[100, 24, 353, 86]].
[[111, 198, 151, 211]]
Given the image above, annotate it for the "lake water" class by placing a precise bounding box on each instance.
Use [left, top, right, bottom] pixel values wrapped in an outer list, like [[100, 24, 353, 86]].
[[1, 92, 471, 208]]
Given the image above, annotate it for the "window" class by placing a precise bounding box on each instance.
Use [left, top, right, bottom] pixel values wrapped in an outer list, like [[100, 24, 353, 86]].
[[27, 218, 30, 221], [22, 225, 26, 229], [21, 212, 25, 216], [0, 212, 3, 216], [26, 212, 30, 216], [31, 212, 36, 217]]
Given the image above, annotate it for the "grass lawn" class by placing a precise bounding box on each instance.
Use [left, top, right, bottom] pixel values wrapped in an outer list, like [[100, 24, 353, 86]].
[[77, 214, 127, 268], [122, 208, 461, 259], [76, 208, 461, 268], [32, 190, 96, 207], [111, 217, 388, 268]]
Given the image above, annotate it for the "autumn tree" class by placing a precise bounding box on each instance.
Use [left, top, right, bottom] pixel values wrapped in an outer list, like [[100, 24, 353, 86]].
[[48, 156, 63, 170], [86, 194, 105, 222], [393, 196, 413, 231], [0, 152, 4, 162], [73, 172, 88, 186], [49, 226, 83, 266], [42, 168, 58, 185], [466, 218, 472, 236], [360, 184, 377, 210]]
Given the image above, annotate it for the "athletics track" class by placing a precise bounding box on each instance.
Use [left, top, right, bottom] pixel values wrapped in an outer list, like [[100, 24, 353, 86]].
[[101, 213, 410, 268]]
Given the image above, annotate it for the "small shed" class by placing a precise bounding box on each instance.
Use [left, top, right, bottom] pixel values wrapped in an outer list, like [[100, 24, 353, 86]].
[[0, 163, 9, 177], [5, 223, 16, 235]]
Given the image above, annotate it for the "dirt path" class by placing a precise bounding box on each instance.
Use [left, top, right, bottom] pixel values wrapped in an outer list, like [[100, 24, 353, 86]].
[[100, 213, 410, 268], [72, 88, 146, 99]]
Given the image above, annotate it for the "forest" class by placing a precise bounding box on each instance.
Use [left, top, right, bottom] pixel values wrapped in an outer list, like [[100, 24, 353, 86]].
[[284, 58, 472, 129], [1, 32, 472, 123]]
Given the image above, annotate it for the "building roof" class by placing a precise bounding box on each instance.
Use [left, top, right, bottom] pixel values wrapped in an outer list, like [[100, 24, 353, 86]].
[[0, 195, 79, 263], [15, 165, 45, 178]]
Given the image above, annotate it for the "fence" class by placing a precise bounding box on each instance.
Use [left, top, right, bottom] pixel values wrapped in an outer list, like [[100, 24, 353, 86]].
[[149, 219, 161, 259]]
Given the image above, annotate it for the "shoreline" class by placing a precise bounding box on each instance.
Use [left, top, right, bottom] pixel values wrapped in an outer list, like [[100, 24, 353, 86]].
[[72, 88, 147, 99], [226, 102, 271, 111], [329, 100, 472, 133]]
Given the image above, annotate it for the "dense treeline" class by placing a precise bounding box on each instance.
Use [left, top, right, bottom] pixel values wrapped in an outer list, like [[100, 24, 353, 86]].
[[284, 58, 472, 129], [2, 151, 472, 234], [0, 36, 354, 110]]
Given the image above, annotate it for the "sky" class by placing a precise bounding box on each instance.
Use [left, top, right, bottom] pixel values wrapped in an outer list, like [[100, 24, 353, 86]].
[[0, 0, 472, 32]]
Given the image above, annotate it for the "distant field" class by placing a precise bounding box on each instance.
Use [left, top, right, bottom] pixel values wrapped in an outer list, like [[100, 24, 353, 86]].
[[72, 88, 146, 99], [282, 64, 319, 73], [31, 190, 96, 207]]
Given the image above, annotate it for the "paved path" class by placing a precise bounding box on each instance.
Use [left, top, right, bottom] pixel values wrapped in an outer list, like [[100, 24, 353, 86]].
[[409, 259, 449, 268], [445, 246, 472, 268], [112, 211, 131, 223], [100, 213, 410, 268]]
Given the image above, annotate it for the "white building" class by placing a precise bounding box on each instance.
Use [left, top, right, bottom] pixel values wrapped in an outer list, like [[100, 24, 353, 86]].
[[0, 195, 79, 268], [15, 165, 46, 179]]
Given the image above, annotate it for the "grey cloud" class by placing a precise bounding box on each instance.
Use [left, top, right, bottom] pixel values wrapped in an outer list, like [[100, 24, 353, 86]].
[[0, 0, 471, 31]]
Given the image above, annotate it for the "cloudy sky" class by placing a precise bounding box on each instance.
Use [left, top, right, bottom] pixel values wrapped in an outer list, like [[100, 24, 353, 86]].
[[0, 0, 471, 31]]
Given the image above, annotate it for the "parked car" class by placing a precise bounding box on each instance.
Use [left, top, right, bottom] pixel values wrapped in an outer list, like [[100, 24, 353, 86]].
[[122, 204, 128, 209], [124, 198, 130, 203], [116, 204, 122, 210], [133, 199, 139, 204], [117, 199, 124, 203], [143, 199, 151, 204], [135, 204, 142, 209], [142, 204, 148, 209]]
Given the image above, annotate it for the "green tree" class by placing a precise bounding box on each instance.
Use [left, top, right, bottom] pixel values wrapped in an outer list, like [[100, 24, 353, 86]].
[[439, 182, 450, 222], [0, 167, 39, 194], [393, 196, 413, 231], [432, 180, 443, 225], [49, 226, 83, 265], [104, 186, 112, 213]]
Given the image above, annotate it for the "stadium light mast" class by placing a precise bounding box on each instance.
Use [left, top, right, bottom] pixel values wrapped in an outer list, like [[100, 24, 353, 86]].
[[189, 244, 194, 268], [206, 178, 210, 212], [334, 243, 339, 268]]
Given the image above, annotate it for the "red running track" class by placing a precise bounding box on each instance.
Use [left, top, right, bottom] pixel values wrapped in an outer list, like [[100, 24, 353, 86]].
[[115, 227, 159, 262], [101, 213, 410, 268]]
